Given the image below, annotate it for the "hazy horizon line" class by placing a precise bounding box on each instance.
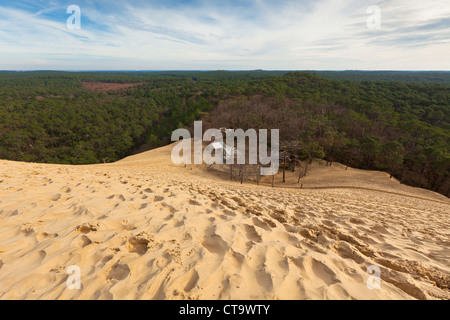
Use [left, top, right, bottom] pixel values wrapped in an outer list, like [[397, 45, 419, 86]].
[[1, 69, 450, 73]]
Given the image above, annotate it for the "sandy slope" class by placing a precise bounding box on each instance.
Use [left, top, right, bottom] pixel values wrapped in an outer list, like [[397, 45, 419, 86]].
[[0, 142, 448, 300]]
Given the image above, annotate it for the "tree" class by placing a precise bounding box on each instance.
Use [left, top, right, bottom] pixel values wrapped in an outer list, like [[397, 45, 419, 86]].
[[382, 141, 404, 177], [359, 135, 382, 169]]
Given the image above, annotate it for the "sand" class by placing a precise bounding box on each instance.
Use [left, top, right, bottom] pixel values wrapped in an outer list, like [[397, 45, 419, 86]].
[[0, 142, 448, 300]]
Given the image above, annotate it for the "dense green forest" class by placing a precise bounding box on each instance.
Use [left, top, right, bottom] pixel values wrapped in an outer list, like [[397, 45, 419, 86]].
[[313, 71, 450, 85], [0, 71, 448, 196]]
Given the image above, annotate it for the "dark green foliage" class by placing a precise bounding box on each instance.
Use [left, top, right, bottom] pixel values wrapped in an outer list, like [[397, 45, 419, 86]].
[[205, 71, 450, 197], [312, 71, 450, 85], [0, 72, 219, 164], [0, 71, 448, 196]]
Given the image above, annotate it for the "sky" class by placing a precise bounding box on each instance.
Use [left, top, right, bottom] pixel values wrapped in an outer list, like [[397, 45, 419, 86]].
[[0, 0, 449, 70]]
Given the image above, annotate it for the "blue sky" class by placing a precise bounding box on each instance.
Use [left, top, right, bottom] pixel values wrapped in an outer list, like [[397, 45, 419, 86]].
[[0, 0, 449, 70]]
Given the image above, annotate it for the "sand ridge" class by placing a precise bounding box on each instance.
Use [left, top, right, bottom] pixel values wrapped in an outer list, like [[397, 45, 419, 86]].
[[0, 142, 448, 300]]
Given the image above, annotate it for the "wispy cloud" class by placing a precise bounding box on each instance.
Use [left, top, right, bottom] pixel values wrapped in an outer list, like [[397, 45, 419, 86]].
[[0, 0, 449, 70]]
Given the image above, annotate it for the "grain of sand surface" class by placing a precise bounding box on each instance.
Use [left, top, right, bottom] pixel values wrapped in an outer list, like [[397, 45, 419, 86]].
[[0, 142, 448, 300]]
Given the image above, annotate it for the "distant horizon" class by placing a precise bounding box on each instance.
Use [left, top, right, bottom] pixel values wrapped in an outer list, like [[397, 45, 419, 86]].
[[1, 70, 450, 73]]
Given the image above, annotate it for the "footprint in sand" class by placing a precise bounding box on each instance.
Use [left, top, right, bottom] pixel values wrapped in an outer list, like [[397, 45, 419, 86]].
[[153, 256, 171, 269], [9, 209, 20, 217], [322, 219, 337, 227], [226, 250, 245, 269], [107, 194, 126, 201], [127, 234, 152, 255], [246, 206, 263, 217], [247, 247, 274, 291], [37, 232, 58, 241], [349, 217, 365, 225], [152, 195, 165, 202], [76, 222, 99, 234], [223, 210, 236, 217], [283, 224, 298, 234], [334, 241, 366, 264], [107, 262, 130, 281], [243, 224, 262, 242], [61, 186, 72, 193], [270, 209, 288, 224], [27, 249, 47, 266], [231, 196, 246, 207], [202, 235, 229, 255], [290, 256, 340, 286], [73, 205, 91, 216], [139, 203, 148, 210], [263, 218, 277, 229], [38, 249, 47, 260], [182, 268, 200, 293], [76, 235, 93, 248], [50, 194, 61, 201], [251, 217, 273, 231], [161, 202, 176, 214], [19, 225, 35, 236], [99, 255, 114, 268], [189, 199, 201, 206]]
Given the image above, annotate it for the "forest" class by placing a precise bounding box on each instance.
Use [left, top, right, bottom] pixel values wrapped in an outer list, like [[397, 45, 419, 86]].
[[0, 71, 448, 196]]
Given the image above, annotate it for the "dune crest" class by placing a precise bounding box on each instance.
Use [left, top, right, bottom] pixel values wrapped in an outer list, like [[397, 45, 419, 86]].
[[0, 143, 448, 300]]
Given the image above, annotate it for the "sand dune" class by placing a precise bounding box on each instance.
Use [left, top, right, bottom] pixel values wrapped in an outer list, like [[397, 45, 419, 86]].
[[0, 142, 448, 300]]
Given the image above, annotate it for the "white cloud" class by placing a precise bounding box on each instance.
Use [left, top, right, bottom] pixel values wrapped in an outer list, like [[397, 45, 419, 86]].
[[0, 0, 449, 70]]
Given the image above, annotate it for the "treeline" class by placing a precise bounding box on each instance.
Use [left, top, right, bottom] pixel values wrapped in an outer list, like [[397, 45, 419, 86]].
[[312, 71, 450, 85], [0, 71, 448, 196], [204, 72, 449, 196], [0, 72, 217, 164]]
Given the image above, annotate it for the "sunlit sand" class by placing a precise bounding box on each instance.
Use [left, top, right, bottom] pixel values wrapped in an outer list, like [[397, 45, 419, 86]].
[[0, 142, 448, 300]]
